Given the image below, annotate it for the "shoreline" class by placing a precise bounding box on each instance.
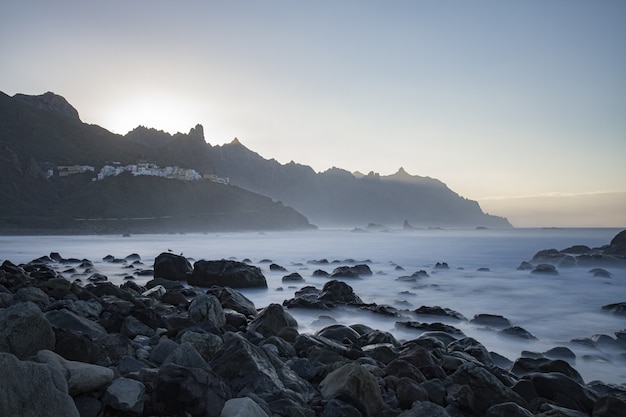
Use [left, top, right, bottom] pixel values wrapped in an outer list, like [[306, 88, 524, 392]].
[[1, 245, 625, 416]]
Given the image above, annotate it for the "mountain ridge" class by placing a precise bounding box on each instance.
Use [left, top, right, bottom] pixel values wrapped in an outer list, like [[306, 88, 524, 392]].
[[2, 91, 511, 230]]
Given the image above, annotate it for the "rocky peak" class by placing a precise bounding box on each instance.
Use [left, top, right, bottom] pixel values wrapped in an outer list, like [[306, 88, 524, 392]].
[[13, 92, 80, 121]]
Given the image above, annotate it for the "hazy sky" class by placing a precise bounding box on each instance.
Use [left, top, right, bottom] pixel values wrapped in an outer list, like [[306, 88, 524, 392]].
[[2, 1, 625, 227]]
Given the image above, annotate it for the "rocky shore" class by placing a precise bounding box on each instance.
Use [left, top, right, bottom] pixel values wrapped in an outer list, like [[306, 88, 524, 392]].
[[1, 232, 626, 417]]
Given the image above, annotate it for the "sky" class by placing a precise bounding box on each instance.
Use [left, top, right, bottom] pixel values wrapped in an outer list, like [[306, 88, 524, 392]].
[[1, 1, 625, 227]]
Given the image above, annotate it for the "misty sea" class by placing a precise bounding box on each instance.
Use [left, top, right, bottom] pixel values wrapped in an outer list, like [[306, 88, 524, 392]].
[[1, 227, 624, 384]]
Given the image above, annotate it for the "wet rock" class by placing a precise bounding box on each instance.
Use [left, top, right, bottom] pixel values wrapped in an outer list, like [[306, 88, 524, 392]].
[[448, 337, 493, 366], [248, 303, 298, 339], [270, 263, 287, 271], [315, 324, 361, 344], [592, 395, 626, 417], [329, 264, 372, 279], [449, 362, 528, 415], [121, 315, 155, 338], [0, 301, 55, 358], [319, 280, 364, 305], [150, 337, 179, 365], [396, 377, 429, 408], [485, 401, 533, 417], [103, 377, 145, 415], [511, 358, 583, 384], [221, 397, 269, 417], [0, 352, 80, 417], [45, 308, 107, 339], [53, 328, 101, 363], [207, 286, 257, 317], [589, 268, 612, 278], [531, 264, 559, 275], [602, 302, 626, 315], [398, 401, 450, 417], [358, 329, 399, 347], [283, 272, 304, 282], [521, 372, 598, 414], [164, 342, 208, 369], [321, 398, 363, 417], [470, 313, 512, 328], [396, 321, 464, 336], [210, 332, 312, 408], [517, 261, 534, 270], [499, 326, 538, 340], [189, 260, 267, 288], [34, 349, 114, 395], [414, 305, 467, 321], [154, 252, 193, 281], [434, 262, 450, 270], [14, 286, 49, 308], [319, 363, 384, 417], [180, 331, 223, 361], [312, 269, 330, 277], [189, 294, 226, 327]]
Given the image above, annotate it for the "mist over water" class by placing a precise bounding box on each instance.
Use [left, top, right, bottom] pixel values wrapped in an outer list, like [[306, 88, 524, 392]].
[[1, 228, 624, 384]]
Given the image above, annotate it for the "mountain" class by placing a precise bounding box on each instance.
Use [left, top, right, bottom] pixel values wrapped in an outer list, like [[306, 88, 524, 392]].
[[1, 91, 511, 231], [0, 92, 313, 233]]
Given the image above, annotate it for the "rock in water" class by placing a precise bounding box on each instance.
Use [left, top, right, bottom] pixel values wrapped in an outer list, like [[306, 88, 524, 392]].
[[189, 260, 267, 288], [0, 352, 80, 417], [0, 301, 55, 358], [154, 252, 193, 281], [248, 303, 298, 338], [319, 363, 384, 416]]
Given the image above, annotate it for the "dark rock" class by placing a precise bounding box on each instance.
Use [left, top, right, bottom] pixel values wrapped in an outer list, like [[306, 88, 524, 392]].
[[74, 396, 104, 417], [0, 352, 80, 416], [589, 268, 612, 278], [270, 263, 287, 271], [602, 302, 626, 315], [511, 358, 583, 384], [146, 277, 185, 290], [312, 269, 330, 277], [163, 342, 209, 368], [315, 324, 361, 344], [283, 272, 304, 282], [449, 362, 528, 415], [396, 321, 464, 335], [248, 303, 298, 339], [384, 359, 426, 383], [397, 401, 451, 417], [499, 326, 538, 340], [561, 245, 591, 254], [53, 328, 101, 363], [121, 315, 155, 339], [154, 252, 193, 281], [358, 329, 399, 347], [522, 372, 598, 414], [0, 301, 55, 358], [434, 262, 450, 269], [485, 402, 533, 417], [152, 364, 231, 417], [517, 261, 534, 270], [610, 229, 626, 246], [103, 377, 145, 415], [207, 286, 257, 317], [329, 264, 372, 279], [448, 337, 493, 366], [321, 398, 363, 417], [14, 286, 49, 308], [471, 313, 512, 328], [161, 290, 188, 306], [360, 303, 400, 317], [188, 294, 226, 327], [414, 305, 467, 321], [319, 363, 384, 417], [318, 280, 363, 305], [396, 377, 429, 409], [189, 260, 267, 288], [45, 309, 106, 339], [221, 397, 269, 417], [180, 331, 223, 361], [531, 263, 559, 275], [593, 395, 626, 417], [150, 338, 179, 364], [210, 332, 312, 407], [34, 349, 114, 396], [543, 346, 576, 362]]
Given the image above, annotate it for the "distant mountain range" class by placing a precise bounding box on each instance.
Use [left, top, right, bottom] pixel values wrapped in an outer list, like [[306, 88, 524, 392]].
[[0, 91, 511, 233]]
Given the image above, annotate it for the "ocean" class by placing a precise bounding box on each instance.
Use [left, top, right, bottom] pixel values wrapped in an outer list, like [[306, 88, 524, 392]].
[[1, 227, 624, 384]]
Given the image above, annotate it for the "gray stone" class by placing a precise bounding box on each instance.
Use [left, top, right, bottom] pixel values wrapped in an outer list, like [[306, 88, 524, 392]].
[[189, 260, 267, 288], [164, 342, 209, 368], [154, 252, 193, 281], [248, 303, 298, 338], [523, 372, 598, 414], [180, 331, 224, 361], [398, 401, 450, 417], [0, 301, 55, 358], [149, 337, 179, 364], [121, 315, 155, 338], [221, 397, 269, 417], [189, 294, 226, 327], [103, 377, 145, 415], [0, 352, 80, 417], [14, 286, 49, 308], [207, 286, 257, 317], [486, 402, 533, 417], [45, 308, 107, 338], [319, 363, 384, 417], [71, 300, 103, 319], [34, 349, 114, 396]]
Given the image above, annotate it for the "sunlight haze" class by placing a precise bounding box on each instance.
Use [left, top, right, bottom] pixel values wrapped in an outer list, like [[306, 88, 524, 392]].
[[1, 0, 624, 227]]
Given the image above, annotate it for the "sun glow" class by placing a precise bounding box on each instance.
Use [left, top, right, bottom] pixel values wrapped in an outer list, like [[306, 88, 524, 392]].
[[100, 92, 207, 136]]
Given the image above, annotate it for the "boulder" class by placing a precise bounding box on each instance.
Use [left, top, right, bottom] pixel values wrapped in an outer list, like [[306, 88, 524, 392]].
[[329, 264, 372, 278], [45, 308, 107, 339], [34, 349, 114, 396], [521, 372, 598, 414], [485, 402, 533, 417], [414, 305, 467, 321], [121, 315, 156, 339], [207, 286, 257, 317], [0, 301, 55, 358], [511, 358, 583, 384], [499, 326, 538, 340], [189, 260, 267, 288], [315, 324, 361, 344], [470, 313, 512, 328], [602, 302, 626, 315], [282, 272, 304, 282], [210, 332, 312, 407], [396, 377, 429, 409], [248, 303, 298, 339], [449, 362, 528, 415], [180, 331, 224, 361], [14, 286, 50, 308], [447, 337, 493, 366], [220, 397, 269, 417], [153, 363, 230, 417], [319, 363, 383, 416], [531, 264, 559, 275], [0, 352, 80, 417], [154, 252, 193, 281], [102, 377, 145, 415], [318, 280, 363, 305], [164, 342, 209, 369], [397, 400, 451, 417], [188, 294, 226, 327]]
